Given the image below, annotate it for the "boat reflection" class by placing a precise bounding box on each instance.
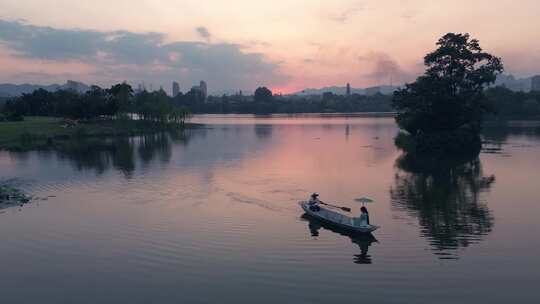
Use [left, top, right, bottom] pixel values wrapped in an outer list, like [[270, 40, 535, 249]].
[[301, 214, 378, 264]]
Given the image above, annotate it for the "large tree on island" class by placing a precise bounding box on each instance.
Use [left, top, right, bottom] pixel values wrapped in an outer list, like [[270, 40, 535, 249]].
[[393, 33, 503, 142]]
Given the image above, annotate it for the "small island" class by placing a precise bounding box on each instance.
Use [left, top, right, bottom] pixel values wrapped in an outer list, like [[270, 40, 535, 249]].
[[393, 33, 504, 155], [0, 84, 192, 150]]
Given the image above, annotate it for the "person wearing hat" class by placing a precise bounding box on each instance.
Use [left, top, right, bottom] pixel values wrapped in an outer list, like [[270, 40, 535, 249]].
[[308, 193, 321, 211]]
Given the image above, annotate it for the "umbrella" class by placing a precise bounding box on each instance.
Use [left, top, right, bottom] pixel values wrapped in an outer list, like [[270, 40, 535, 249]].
[[355, 197, 374, 206]]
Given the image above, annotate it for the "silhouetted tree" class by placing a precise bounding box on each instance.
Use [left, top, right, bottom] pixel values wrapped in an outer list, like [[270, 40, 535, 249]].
[[108, 82, 134, 115], [1, 82, 191, 125], [83, 85, 113, 118], [254, 87, 273, 103], [393, 33, 503, 153], [254, 87, 273, 113]]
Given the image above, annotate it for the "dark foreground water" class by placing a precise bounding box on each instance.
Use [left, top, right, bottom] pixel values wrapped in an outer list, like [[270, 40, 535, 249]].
[[1, 115, 539, 303]]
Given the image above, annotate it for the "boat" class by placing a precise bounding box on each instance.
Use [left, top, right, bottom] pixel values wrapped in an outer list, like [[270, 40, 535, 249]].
[[299, 201, 379, 233], [301, 213, 378, 264]]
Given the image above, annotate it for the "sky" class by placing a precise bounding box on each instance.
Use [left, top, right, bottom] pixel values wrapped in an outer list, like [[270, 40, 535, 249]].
[[0, 0, 539, 94]]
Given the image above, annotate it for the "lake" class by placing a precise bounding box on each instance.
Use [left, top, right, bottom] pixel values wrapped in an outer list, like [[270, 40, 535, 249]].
[[1, 114, 539, 303]]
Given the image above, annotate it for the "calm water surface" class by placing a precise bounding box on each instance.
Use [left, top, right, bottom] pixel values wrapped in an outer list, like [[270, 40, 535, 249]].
[[1, 114, 539, 303]]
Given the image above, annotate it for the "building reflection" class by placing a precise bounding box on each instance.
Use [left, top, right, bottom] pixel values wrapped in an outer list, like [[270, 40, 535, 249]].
[[390, 151, 495, 259], [302, 214, 378, 264]]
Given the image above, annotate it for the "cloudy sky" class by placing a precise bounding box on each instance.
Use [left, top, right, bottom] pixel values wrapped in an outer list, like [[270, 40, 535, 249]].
[[0, 0, 539, 94]]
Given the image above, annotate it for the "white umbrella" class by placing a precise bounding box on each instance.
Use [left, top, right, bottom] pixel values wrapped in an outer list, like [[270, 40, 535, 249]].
[[354, 197, 374, 206]]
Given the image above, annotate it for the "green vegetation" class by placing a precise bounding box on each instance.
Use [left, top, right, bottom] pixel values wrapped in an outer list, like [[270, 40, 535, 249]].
[[180, 91, 393, 114], [0, 116, 194, 151], [0, 183, 32, 208], [0, 82, 192, 150], [393, 33, 504, 154], [485, 86, 540, 118], [135, 89, 191, 124], [2, 83, 190, 123], [184, 85, 538, 116]]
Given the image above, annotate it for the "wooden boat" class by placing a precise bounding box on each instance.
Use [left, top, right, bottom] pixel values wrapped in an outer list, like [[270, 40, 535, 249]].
[[299, 201, 379, 233]]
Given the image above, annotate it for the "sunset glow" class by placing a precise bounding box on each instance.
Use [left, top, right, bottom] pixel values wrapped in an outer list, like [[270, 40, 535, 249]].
[[1, 0, 539, 93]]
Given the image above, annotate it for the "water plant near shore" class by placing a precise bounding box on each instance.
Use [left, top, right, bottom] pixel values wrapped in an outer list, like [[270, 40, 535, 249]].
[[0, 184, 32, 208]]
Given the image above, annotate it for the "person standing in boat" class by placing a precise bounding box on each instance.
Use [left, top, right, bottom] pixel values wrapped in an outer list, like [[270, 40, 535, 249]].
[[308, 193, 321, 211], [358, 206, 370, 226], [353, 206, 370, 227]]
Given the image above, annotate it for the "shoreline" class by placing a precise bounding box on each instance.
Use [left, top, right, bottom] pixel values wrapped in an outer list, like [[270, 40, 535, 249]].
[[2, 114, 539, 151], [0, 116, 200, 151]]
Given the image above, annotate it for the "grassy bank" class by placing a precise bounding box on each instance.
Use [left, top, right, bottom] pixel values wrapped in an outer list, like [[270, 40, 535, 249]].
[[0, 116, 198, 151]]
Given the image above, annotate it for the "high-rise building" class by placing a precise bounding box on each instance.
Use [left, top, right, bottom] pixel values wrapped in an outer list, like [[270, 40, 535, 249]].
[[199, 81, 207, 100], [135, 84, 143, 94], [531, 75, 540, 92], [346, 83, 351, 96], [365, 86, 380, 96], [190, 80, 208, 102], [172, 81, 180, 97]]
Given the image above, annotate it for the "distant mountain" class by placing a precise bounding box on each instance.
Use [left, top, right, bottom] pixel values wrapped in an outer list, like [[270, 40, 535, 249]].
[[291, 75, 540, 96], [494, 74, 534, 92], [293, 85, 399, 96], [0, 83, 61, 97], [0, 80, 90, 97]]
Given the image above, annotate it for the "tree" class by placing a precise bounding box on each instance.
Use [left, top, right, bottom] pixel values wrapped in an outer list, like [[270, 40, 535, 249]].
[[108, 82, 134, 115], [254, 87, 273, 113], [254, 87, 273, 103], [393, 33, 503, 137], [83, 85, 110, 119]]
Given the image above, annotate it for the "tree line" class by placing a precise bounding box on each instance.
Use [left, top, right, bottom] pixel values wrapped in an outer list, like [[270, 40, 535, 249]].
[[484, 86, 540, 117], [177, 85, 539, 116], [173, 86, 394, 114], [1, 79, 539, 123], [1, 83, 190, 124]]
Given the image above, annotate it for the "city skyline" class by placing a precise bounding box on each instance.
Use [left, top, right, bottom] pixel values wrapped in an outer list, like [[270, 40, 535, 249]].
[[1, 0, 540, 94]]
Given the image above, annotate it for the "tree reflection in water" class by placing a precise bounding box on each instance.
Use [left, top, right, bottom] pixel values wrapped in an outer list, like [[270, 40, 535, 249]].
[[302, 214, 378, 264], [37, 129, 193, 178], [138, 132, 172, 165], [390, 151, 495, 259]]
